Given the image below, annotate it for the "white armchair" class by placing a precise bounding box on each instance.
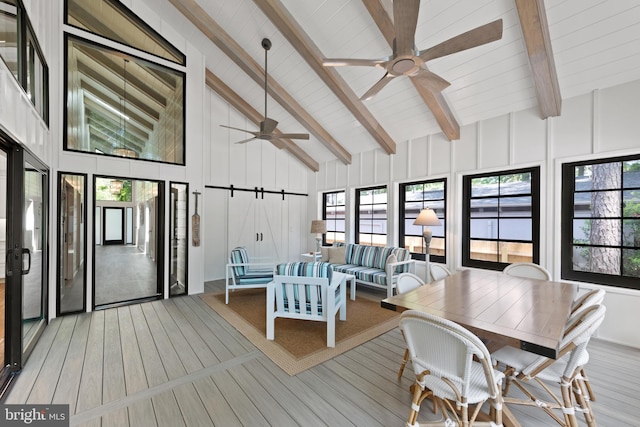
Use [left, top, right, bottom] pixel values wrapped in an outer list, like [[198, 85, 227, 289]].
[[266, 262, 346, 348]]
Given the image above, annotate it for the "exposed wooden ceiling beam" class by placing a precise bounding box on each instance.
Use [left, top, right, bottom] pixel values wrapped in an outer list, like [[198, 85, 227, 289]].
[[362, 0, 460, 141], [253, 0, 397, 155], [515, 0, 562, 118], [169, 0, 351, 165], [206, 70, 320, 172]]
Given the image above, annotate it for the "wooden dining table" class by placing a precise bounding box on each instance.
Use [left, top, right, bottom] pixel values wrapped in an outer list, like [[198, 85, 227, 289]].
[[382, 268, 577, 358], [382, 268, 577, 427]]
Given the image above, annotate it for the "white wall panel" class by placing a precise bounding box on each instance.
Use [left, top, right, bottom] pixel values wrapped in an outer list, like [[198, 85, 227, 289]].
[[324, 160, 337, 190], [552, 93, 593, 159], [599, 80, 640, 152], [376, 150, 391, 183], [430, 134, 452, 176], [480, 115, 510, 169], [393, 139, 409, 182], [513, 108, 547, 164], [453, 124, 478, 172], [360, 151, 375, 185], [409, 137, 429, 178], [350, 154, 362, 187], [336, 162, 348, 189]]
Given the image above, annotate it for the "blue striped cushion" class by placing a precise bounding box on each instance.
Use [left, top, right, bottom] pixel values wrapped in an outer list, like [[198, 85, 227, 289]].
[[331, 264, 390, 286], [392, 248, 411, 273], [276, 262, 334, 314], [230, 247, 249, 276]]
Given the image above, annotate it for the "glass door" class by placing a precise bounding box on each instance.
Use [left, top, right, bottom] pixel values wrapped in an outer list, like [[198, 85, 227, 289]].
[[21, 154, 47, 357], [0, 133, 48, 397]]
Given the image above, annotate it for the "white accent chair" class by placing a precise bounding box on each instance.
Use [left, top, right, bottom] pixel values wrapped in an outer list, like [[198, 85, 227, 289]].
[[395, 273, 426, 380], [503, 262, 551, 280], [225, 247, 275, 304], [266, 263, 346, 348], [400, 310, 505, 427], [429, 263, 452, 282], [492, 304, 606, 427]]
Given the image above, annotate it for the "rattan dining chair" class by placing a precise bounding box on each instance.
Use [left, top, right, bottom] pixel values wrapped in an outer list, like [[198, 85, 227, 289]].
[[396, 273, 425, 380], [429, 263, 452, 282], [400, 310, 505, 427], [567, 289, 605, 402], [492, 304, 606, 427], [502, 262, 551, 280]]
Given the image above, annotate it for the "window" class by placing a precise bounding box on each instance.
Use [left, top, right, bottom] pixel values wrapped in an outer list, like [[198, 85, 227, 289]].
[[561, 155, 640, 289], [322, 191, 345, 244], [356, 186, 387, 246], [64, 0, 185, 165], [0, 0, 49, 123], [462, 167, 540, 270], [400, 179, 446, 262]]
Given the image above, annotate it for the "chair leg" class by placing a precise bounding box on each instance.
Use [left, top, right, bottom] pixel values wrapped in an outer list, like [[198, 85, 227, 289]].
[[397, 348, 409, 380], [579, 367, 596, 402], [573, 378, 596, 427], [560, 377, 579, 427]]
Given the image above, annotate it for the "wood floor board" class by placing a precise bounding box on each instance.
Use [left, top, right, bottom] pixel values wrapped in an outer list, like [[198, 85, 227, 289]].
[[138, 303, 187, 380], [172, 383, 214, 427], [255, 356, 354, 426], [26, 315, 77, 404], [102, 309, 127, 405], [52, 312, 91, 409], [101, 408, 129, 427], [186, 296, 254, 355], [127, 399, 157, 427], [75, 311, 105, 414], [297, 368, 387, 427], [208, 369, 270, 426], [129, 304, 169, 388], [172, 297, 243, 361], [117, 306, 149, 394], [149, 300, 204, 373], [225, 362, 301, 426], [242, 357, 327, 427], [3, 317, 62, 404], [191, 376, 242, 426], [160, 299, 221, 367], [151, 391, 186, 427]]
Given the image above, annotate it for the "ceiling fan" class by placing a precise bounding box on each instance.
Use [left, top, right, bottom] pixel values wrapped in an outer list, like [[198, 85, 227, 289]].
[[322, 0, 503, 100], [221, 38, 309, 144]]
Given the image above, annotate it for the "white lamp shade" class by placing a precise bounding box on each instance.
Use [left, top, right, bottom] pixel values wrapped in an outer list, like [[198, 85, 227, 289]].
[[413, 209, 441, 226], [310, 219, 327, 234]]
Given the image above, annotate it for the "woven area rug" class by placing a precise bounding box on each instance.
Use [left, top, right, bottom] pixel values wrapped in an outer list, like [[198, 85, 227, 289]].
[[200, 289, 400, 375]]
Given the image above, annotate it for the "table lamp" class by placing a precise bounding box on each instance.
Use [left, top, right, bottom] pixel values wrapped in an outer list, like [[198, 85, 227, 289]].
[[310, 220, 327, 254], [413, 208, 441, 282]]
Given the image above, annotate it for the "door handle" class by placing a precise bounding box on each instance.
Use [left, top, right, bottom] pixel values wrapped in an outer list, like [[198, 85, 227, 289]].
[[6, 248, 13, 277], [260, 233, 263, 241], [256, 233, 259, 241], [22, 248, 31, 275]]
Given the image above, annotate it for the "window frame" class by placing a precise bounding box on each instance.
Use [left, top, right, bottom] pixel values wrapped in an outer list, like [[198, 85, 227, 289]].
[[561, 154, 640, 290], [322, 190, 346, 245], [0, 0, 49, 124], [462, 166, 540, 271], [355, 185, 388, 247], [399, 178, 447, 263]]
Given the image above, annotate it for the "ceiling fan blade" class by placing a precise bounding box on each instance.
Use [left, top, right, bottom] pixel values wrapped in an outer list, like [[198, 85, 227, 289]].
[[418, 19, 503, 62], [220, 124, 258, 135], [277, 133, 310, 140], [394, 0, 421, 56], [261, 117, 278, 135], [411, 70, 451, 93], [322, 58, 387, 67], [361, 73, 396, 101], [234, 137, 258, 144]]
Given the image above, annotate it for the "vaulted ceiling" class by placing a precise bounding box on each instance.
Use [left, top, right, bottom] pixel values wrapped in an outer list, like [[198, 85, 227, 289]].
[[148, 0, 640, 170]]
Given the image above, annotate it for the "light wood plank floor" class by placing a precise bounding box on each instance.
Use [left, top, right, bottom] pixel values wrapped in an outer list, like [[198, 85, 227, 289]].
[[5, 280, 640, 426]]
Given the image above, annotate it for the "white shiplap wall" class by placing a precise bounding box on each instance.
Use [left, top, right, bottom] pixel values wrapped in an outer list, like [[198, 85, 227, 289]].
[[309, 79, 640, 348]]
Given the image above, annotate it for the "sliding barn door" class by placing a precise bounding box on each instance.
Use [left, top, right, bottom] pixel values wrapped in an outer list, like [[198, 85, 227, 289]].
[[227, 191, 284, 262]]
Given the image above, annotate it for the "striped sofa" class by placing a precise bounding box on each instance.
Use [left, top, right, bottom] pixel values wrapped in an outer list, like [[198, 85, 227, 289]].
[[328, 244, 415, 298]]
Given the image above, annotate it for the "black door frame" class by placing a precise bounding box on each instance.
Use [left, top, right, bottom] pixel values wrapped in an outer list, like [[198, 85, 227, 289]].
[[0, 130, 49, 400]]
